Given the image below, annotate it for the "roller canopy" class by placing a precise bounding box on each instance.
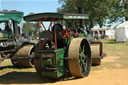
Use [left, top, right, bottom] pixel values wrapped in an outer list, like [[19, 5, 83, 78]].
[[24, 12, 89, 21], [0, 10, 23, 23]]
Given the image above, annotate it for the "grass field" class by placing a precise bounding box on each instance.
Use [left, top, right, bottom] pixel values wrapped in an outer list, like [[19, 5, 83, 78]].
[[0, 39, 128, 84], [92, 39, 128, 70]]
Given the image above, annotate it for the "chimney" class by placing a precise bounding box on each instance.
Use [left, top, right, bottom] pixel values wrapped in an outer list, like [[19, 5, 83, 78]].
[[77, 7, 85, 29]]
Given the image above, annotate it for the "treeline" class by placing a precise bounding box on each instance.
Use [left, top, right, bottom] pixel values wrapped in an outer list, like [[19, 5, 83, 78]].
[[22, 0, 128, 36], [57, 0, 128, 28]]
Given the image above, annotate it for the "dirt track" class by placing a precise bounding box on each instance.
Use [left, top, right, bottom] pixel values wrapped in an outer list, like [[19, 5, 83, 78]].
[[2, 68, 128, 85], [46, 68, 128, 85], [26, 56, 128, 85], [1, 56, 128, 85]]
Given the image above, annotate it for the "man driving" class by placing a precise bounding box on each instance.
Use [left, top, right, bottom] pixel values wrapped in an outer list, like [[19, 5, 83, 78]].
[[4, 21, 12, 34]]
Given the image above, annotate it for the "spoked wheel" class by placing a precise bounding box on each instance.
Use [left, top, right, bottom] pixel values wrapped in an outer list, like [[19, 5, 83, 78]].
[[11, 45, 34, 68], [68, 38, 91, 77]]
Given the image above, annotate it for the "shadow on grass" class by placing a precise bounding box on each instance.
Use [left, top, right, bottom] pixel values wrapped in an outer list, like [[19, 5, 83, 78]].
[[0, 70, 80, 84], [0, 71, 56, 84], [103, 39, 128, 44], [0, 65, 14, 70], [102, 39, 127, 44], [103, 39, 118, 44], [0, 65, 31, 70]]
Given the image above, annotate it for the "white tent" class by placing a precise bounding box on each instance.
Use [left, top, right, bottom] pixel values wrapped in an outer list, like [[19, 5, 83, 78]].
[[115, 21, 128, 42]]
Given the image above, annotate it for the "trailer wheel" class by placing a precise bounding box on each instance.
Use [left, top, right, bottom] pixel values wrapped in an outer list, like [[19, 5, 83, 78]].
[[68, 38, 91, 77]]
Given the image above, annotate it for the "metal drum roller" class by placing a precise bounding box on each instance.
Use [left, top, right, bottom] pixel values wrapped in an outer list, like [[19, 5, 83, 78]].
[[90, 41, 103, 65], [11, 44, 34, 68], [91, 45, 101, 65]]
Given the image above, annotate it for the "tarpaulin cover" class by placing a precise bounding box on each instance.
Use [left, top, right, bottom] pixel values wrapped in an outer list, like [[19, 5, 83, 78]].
[[0, 11, 23, 22]]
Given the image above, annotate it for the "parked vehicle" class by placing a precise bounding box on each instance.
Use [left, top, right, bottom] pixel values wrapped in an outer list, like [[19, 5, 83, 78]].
[[0, 10, 35, 68]]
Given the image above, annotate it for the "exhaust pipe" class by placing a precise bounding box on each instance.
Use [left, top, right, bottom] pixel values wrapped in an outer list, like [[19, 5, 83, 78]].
[[77, 7, 85, 30]]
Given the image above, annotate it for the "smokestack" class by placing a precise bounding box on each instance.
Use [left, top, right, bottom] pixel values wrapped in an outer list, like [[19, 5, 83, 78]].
[[77, 7, 85, 29]]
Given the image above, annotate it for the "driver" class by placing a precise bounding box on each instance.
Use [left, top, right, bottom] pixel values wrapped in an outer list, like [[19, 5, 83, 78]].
[[52, 24, 63, 38], [4, 22, 12, 34], [52, 24, 64, 48]]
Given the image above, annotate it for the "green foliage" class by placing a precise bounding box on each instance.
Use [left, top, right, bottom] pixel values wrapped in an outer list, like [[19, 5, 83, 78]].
[[22, 12, 39, 37], [57, 0, 77, 13], [22, 22, 39, 38], [22, 22, 34, 36], [33, 22, 39, 37], [123, 0, 128, 20], [108, 0, 124, 24], [58, 0, 124, 28]]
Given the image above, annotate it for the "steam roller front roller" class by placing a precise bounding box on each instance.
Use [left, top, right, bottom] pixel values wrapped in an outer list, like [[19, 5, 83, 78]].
[[11, 44, 34, 68], [68, 38, 91, 77], [91, 45, 101, 65]]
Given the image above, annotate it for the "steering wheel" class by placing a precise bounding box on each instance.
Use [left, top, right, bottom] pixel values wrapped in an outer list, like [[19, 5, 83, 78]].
[[62, 29, 72, 39]]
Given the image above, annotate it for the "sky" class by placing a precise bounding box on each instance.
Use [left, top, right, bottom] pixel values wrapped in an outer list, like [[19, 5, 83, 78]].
[[0, 0, 61, 29], [0, 0, 123, 28], [0, 0, 60, 15]]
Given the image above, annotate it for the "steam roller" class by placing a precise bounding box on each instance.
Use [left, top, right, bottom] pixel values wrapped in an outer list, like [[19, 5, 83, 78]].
[[11, 44, 34, 68], [24, 12, 106, 79]]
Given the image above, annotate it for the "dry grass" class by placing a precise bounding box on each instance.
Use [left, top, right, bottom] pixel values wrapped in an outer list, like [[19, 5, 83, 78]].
[[92, 39, 128, 70]]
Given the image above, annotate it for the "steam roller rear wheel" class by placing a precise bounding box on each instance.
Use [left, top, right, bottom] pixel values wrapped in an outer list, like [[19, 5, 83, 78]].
[[68, 38, 91, 77], [11, 45, 34, 68]]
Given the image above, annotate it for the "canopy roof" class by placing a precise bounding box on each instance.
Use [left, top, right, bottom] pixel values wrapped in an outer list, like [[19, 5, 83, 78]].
[[0, 10, 23, 23], [24, 12, 89, 21]]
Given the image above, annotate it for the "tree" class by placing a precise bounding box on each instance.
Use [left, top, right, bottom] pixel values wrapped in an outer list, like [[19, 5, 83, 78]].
[[124, 0, 128, 20], [22, 12, 39, 37], [58, 0, 124, 28], [22, 22, 34, 36], [108, 0, 124, 24], [33, 22, 39, 37]]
